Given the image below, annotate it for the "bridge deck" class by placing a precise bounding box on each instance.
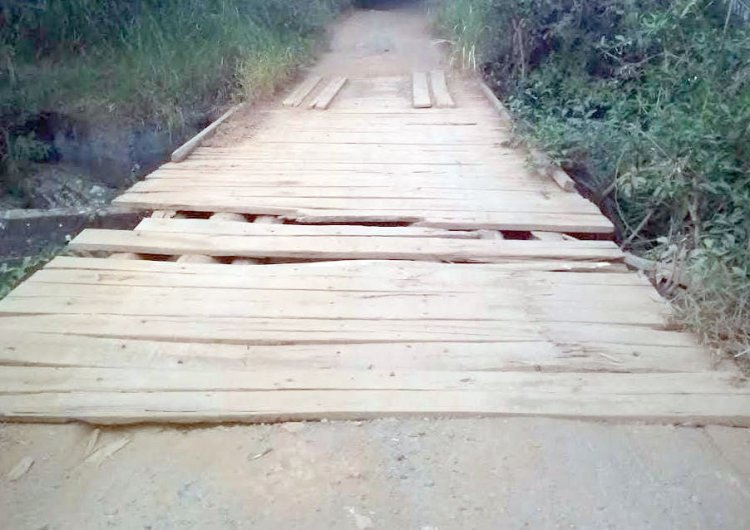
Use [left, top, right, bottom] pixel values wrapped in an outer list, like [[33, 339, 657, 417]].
[[1, 73, 746, 425]]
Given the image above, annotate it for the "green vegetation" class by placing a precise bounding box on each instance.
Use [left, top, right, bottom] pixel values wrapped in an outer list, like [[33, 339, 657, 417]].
[[0, 0, 350, 296], [0, 0, 350, 177], [432, 0, 750, 359]]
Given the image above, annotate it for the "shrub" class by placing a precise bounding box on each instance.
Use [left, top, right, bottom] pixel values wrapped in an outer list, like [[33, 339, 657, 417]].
[[432, 0, 750, 360], [0, 0, 351, 176]]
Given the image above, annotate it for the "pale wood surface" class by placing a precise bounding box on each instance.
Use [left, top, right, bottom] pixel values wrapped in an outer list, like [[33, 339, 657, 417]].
[[310, 76, 347, 110], [170, 105, 242, 163], [117, 75, 613, 234], [0, 72, 740, 425], [430, 70, 455, 108], [69, 227, 623, 263], [412, 72, 432, 108], [283, 75, 322, 107]]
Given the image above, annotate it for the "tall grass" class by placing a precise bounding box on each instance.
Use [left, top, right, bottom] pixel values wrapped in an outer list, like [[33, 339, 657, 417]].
[[0, 0, 350, 171], [432, 0, 750, 363]]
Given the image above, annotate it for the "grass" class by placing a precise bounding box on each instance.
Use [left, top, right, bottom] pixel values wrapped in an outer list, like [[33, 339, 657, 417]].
[[0, 0, 351, 175], [0, 0, 351, 298], [430, 0, 750, 365]]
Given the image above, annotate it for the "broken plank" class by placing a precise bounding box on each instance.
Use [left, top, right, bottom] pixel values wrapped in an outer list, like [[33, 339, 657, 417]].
[[45, 256, 627, 276], [68, 229, 624, 263], [134, 218, 478, 239]]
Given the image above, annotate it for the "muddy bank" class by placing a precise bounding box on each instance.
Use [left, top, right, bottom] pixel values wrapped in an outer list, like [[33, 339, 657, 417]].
[[3, 112, 207, 210], [1, 111, 211, 261]]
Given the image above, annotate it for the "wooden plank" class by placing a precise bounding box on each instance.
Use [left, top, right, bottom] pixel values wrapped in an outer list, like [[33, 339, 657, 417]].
[[2, 387, 747, 425], [115, 192, 605, 216], [27, 260, 646, 298], [528, 149, 577, 192], [23, 266, 655, 299], [46, 255, 627, 275], [0, 313, 698, 347], [135, 218, 478, 239], [282, 75, 322, 107], [0, 332, 709, 373], [550, 168, 577, 192], [477, 79, 512, 121], [310, 77, 347, 110], [139, 175, 558, 194], [3, 368, 742, 395], [0, 282, 669, 320], [113, 199, 616, 233], [430, 70, 455, 108], [123, 188, 603, 217], [412, 72, 432, 108], [68, 229, 623, 263], [124, 185, 597, 212], [2, 272, 668, 325], [170, 104, 242, 163]]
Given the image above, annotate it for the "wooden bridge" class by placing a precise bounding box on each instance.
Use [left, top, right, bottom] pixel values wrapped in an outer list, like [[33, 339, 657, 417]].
[[1, 72, 747, 425]]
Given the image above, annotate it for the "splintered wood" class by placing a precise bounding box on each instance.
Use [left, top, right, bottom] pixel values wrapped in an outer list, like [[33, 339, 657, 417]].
[[1, 73, 746, 426]]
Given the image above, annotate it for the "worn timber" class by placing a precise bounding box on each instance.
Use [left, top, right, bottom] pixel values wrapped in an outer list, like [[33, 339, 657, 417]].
[[0, 72, 746, 426]]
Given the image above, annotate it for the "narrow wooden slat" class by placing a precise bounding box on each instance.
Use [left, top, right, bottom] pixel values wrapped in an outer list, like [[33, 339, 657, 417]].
[[2, 388, 748, 426], [477, 79, 512, 121], [3, 368, 742, 395], [68, 229, 623, 263], [46, 256, 627, 276], [0, 332, 709, 373], [135, 218, 478, 239], [430, 70, 455, 108], [170, 105, 242, 163], [36, 257, 641, 286], [123, 184, 602, 216], [550, 168, 577, 192], [0, 313, 700, 347], [412, 72, 432, 108], [310, 77, 347, 110], [282, 75, 322, 107]]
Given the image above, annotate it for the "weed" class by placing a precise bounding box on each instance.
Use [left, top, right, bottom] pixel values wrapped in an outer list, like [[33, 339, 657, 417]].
[[432, 0, 750, 361], [0, 0, 351, 175]]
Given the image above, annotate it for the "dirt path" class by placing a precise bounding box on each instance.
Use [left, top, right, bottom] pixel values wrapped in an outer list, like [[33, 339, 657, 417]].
[[2, 419, 749, 529], [2, 5, 750, 528], [313, 5, 445, 77]]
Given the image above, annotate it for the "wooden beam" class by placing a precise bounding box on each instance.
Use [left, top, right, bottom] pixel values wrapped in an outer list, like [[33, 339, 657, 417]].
[[310, 77, 347, 110], [170, 104, 242, 163], [69, 228, 624, 263], [282, 75, 322, 107], [412, 72, 432, 108], [430, 70, 455, 108], [477, 79, 512, 121]]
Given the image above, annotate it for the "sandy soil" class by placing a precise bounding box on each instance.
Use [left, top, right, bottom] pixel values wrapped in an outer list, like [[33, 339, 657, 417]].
[[2, 419, 749, 529], [2, 5, 750, 529], [313, 4, 446, 78]]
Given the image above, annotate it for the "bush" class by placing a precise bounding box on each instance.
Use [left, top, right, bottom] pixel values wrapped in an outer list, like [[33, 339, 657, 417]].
[[432, 0, 750, 359]]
